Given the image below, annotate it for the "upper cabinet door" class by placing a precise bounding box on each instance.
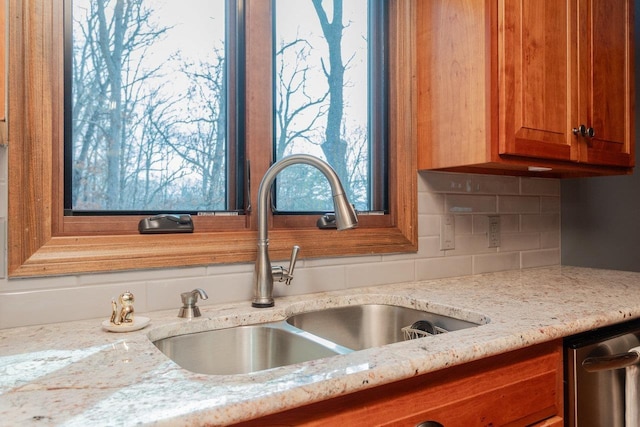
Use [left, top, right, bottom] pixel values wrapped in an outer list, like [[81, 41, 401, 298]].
[[498, 0, 577, 162], [416, 0, 634, 176], [578, 0, 634, 167], [499, 0, 633, 168]]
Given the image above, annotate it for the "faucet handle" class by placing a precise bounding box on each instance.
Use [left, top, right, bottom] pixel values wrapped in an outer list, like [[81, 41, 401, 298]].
[[284, 245, 300, 286], [179, 288, 209, 318]]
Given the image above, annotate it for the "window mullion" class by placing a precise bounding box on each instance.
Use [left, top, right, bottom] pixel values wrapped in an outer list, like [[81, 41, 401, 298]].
[[244, 0, 274, 231]]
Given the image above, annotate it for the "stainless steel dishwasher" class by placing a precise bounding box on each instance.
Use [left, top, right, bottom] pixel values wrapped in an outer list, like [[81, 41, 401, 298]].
[[565, 318, 640, 426]]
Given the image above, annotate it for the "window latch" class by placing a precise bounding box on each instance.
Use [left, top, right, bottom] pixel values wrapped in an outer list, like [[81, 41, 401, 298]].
[[316, 213, 337, 229], [138, 214, 194, 234]]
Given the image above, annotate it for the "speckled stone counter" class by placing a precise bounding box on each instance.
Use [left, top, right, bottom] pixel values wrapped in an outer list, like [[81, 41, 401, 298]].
[[2, 266, 640, 426]]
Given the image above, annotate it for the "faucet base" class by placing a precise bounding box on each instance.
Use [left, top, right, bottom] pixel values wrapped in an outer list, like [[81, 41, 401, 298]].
[[252, 301, 275, 308], [178, 306, 202, 319]]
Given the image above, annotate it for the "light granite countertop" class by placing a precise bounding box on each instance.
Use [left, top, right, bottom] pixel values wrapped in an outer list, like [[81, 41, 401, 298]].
[[2, 266, 640, 426]]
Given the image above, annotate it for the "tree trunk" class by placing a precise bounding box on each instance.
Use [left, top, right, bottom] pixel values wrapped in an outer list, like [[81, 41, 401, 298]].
[[97, 0, 125, 209], [312, 0, 348, 182]]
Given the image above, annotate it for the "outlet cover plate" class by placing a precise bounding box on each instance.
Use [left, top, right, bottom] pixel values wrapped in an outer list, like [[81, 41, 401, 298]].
[[440, 214, 455, 250], [488, 215, 500, 248]]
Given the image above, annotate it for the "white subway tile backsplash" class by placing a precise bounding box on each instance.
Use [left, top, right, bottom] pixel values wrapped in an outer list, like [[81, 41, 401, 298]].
[[540, 231, 560, 249], [0, 147, 6, 219], [78, 266, 208, 286], [420, 171, 472, 193], [540, 196, 561, 213], [472, 215, 491, 234], [418, 214, 440, 237], [0, 181, 6, 217], [275, 265, 346, 297], [420, 171, 520, 195], [146, 274, 237, 312], [0, 150, 6, 181], [206, 263, 254, 275], [473, 252, 520, 274], [473, 214, 518, 234], [470, 174, 520, 195], [3, 274, 80, 292], [346, 260, 415, 288], [500, 215, 520, 233], [0, 220, 4, 279], [521, 178, 560, 196], [0, 171, 562, 328], [418, 192, 445, 214], [415, 236, 443, 258], [0, 282, 148, 329], [521, 214, 560, 233], [0, 149, 9, 282], [417, 172, 431, 192], [454, 214, 473, 234], [499, 232, 540, 252], [498, 196, 540, 213], [521, 249, 561, 268], [445, 194, 497, 213], [449, 234, 497, 256], [303, 254, 382, 268], [416, 256, 473, 280]]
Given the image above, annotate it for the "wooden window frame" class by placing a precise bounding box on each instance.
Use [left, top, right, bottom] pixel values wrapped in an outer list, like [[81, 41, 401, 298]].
[[7, 0, 417, 277]]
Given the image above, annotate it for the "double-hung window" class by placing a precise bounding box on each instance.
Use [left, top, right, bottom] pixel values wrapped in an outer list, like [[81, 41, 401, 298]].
[[8, 0, 416, 277]]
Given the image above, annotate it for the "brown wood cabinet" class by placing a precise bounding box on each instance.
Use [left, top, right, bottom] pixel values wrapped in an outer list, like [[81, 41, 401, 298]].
[[234, 340, 563, 427], [417, 0, 634, 177]]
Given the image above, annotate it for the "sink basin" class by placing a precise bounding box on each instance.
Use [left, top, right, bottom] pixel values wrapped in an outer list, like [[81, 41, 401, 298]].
[[286, 304, 481, 351], [153, 324, 340, 375], [153, 302, 486, 375]]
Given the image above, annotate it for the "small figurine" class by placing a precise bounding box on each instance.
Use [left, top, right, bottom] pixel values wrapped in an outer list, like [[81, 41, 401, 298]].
[[110, 291, 135, 325]]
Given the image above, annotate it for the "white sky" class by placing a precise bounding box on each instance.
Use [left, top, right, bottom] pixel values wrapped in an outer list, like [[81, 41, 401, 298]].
[[74, 0, 368, 131], [152, 1, 225, 61]]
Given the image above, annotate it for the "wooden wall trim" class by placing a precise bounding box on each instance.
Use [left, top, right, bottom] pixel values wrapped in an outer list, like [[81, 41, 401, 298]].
[[7, 0, 417, 277]]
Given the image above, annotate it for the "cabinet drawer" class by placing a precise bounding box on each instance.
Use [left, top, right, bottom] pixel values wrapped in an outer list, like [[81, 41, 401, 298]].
[[384, 370, 558, 426], [235, 340, 563, 427]]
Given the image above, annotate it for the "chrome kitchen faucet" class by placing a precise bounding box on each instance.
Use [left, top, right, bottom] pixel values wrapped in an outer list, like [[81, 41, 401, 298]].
[[252, 154, 358, 308]]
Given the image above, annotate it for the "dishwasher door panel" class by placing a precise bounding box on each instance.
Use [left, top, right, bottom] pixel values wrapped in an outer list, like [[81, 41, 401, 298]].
[[565, 320, 640, 427]]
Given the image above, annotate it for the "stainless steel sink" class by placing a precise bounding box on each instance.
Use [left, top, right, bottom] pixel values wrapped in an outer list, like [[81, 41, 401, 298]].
[[153, 303, 486, 375], [153, 324, 340, 375], [286, 304, 482, 351]]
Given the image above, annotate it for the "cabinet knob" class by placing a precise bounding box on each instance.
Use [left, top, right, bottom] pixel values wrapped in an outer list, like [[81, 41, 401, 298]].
[[584, 127, 595, 138], [572, 124, 595, 138], [416, 422, 444, 427]]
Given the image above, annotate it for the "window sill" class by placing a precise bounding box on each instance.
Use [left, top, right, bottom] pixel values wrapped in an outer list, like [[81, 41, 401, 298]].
[[10, 226, 417, 277]]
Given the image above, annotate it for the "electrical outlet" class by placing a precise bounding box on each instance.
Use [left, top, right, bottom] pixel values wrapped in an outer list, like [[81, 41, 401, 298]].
[[488, 215, 500, 248], [440, 214, 455, 250]]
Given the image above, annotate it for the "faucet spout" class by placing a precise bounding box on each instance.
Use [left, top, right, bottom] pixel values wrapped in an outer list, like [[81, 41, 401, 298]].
[[252, 154, 358, 308]]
